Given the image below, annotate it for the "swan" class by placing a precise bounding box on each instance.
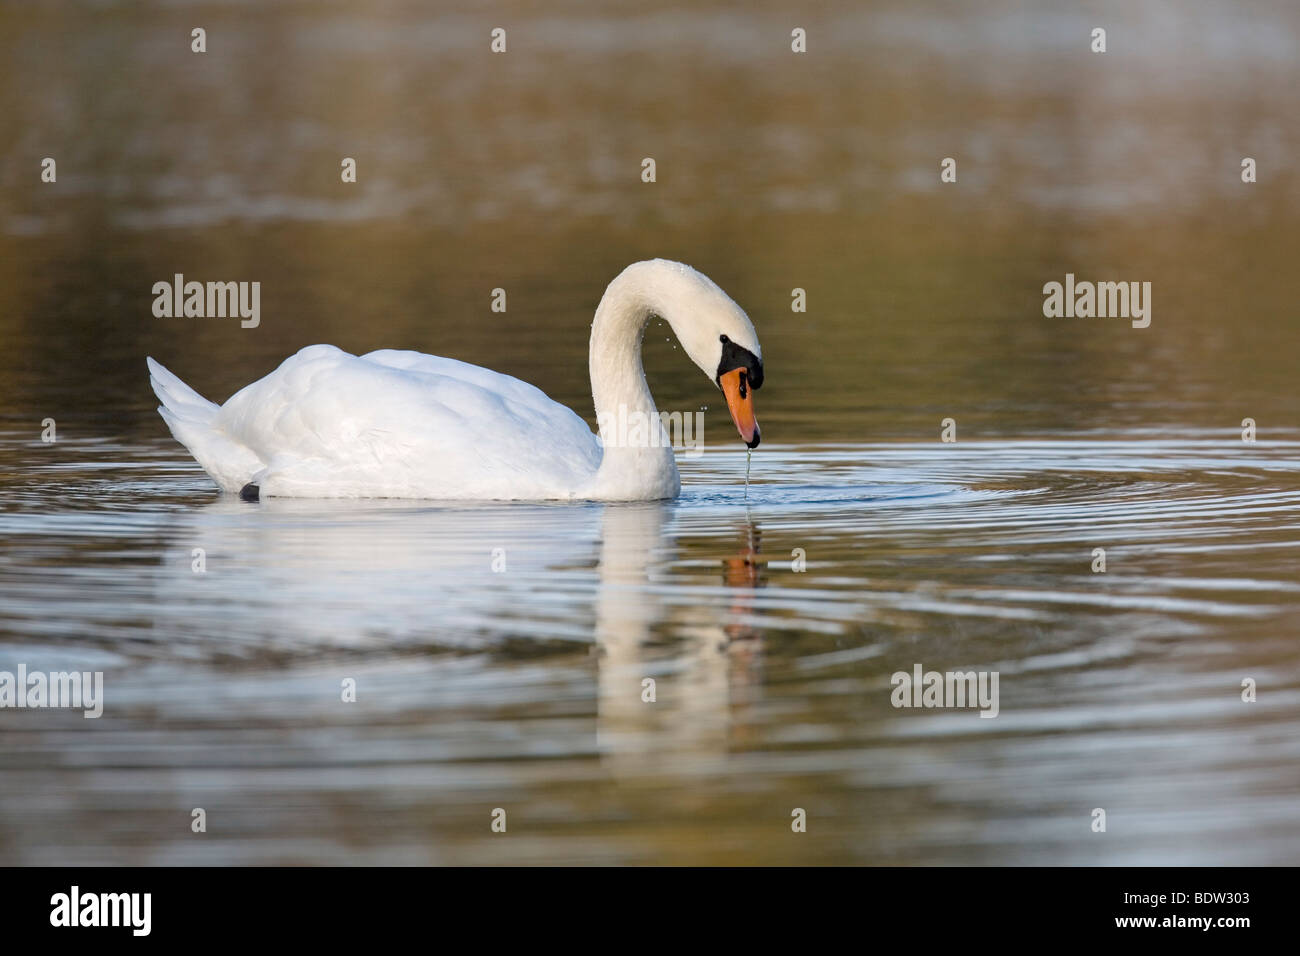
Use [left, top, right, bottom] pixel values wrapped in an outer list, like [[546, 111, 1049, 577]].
[[147, 259, 764, 501]]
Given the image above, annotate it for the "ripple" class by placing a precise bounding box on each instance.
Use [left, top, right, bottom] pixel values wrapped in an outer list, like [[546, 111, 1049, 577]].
[[2, 431, 1299, 864]]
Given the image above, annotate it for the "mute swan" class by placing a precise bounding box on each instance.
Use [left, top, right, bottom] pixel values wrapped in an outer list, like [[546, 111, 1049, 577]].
[[147, 259, 763, 501]]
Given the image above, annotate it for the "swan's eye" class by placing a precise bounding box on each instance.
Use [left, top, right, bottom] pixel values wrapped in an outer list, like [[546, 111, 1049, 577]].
[[715, 337, 762, 390]]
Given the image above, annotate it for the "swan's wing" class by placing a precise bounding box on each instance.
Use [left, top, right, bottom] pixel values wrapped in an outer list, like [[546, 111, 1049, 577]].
[[361, 349, 568, 416], [216, 345, 600, 499], [360, 347, 601, 460]]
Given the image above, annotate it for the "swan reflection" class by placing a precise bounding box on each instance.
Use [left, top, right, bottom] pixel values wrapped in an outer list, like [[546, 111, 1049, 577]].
[[155, 496, 765, 766], [594, 504, 765, 771]]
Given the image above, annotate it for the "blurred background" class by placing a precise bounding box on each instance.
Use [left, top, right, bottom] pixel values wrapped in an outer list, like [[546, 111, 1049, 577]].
[[2, 0, 1298, 437], [0, 0, 1298, 864]]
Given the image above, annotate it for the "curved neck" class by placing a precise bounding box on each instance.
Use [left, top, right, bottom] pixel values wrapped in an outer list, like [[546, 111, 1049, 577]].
[[590, 281, 657, 424], [586, 275, 679, 499]]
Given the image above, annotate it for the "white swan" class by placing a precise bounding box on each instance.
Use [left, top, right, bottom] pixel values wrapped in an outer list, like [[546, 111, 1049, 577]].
[[147, 259, 763, 501]]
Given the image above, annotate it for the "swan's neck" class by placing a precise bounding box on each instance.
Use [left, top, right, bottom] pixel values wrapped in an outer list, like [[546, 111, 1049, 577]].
[[586, 278, 680, 499]]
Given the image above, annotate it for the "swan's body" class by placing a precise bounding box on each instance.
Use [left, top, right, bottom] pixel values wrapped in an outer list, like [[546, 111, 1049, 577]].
[[148, 260, 763, 501], [150, 346, 604, 499]]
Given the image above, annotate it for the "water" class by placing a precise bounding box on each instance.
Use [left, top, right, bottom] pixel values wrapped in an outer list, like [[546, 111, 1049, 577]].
[[3, 435, 1297, 863], [2, 0, 1299, 864]]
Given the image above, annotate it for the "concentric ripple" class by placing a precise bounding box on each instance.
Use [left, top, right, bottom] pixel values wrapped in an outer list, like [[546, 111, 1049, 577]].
[[1, 432, 1298, 864]]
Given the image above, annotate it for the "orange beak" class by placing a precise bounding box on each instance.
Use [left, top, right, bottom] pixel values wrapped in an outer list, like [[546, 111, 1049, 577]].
[[719, 368, 760, 448]]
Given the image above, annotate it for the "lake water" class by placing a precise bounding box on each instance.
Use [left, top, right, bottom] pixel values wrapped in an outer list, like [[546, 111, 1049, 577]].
[[1, 0, 1298, 864]]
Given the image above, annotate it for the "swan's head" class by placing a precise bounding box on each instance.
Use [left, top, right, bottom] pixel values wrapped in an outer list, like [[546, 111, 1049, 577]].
[[624, 259, 764, 449]]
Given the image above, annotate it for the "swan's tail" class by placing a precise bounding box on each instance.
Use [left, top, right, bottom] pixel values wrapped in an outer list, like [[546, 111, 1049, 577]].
[[147, 357, 259, 492], [148, 356, 217, 424]]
